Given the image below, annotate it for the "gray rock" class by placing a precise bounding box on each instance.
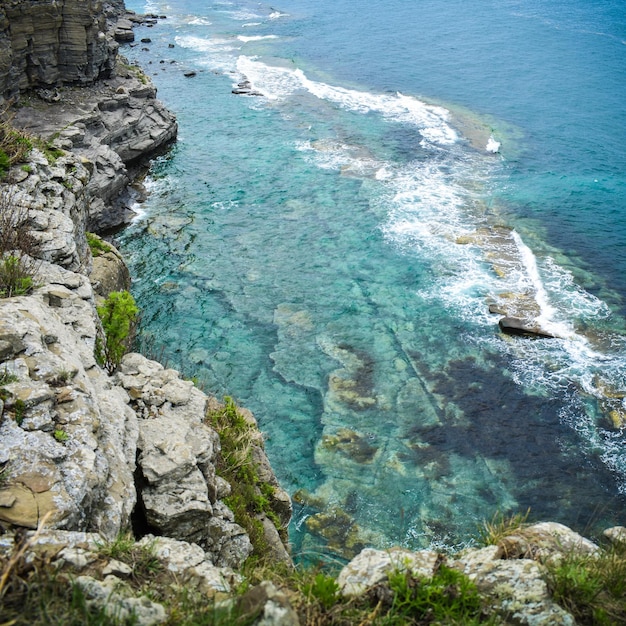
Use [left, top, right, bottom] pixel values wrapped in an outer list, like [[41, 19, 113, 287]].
[[338, 547, 439, 597], [452, 557, 575, 625], [603, 525, 626, 546], [75, 575, 166, 625], [498, 521, 599, 562], [498, 316, 556, 339], [233, 581, 300, 626]]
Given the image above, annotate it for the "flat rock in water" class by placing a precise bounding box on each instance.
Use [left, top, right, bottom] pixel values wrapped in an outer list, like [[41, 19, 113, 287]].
[[498, 317, 555, 339]]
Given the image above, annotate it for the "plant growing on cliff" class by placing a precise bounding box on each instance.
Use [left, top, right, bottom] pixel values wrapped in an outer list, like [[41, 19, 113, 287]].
[[86, 232, 112, 258], [95, 290, 139, 374], [0, 188, 40, 298], [206, 397, 282, 560], [546, 542, 626, 625], [0, 114, 33, 178]]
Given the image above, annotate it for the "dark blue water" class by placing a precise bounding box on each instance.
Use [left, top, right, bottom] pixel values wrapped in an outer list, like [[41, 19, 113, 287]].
[[120, 0, 626, 558]]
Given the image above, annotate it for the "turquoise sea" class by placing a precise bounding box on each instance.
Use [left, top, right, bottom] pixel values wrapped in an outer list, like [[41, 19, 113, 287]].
[[120, 0, 626, 558]]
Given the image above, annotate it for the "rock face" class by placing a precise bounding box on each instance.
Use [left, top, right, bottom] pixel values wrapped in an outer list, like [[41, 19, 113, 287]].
[[0, 0, 118, 104], [1, 0, 177, 233], [115, 353, 254, 568], [13, 60, 178, 232], [0, 262, 138, 536], [0, 151, 286, 572]]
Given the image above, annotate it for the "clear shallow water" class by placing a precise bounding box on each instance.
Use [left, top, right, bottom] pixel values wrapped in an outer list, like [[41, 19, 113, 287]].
[[120, 0, 626, 559]]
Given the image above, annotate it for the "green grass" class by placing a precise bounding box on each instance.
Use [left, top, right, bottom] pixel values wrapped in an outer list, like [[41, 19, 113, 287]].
[[86, 232, 113, 258], [206, 397, 284, 560], [546, 543, 626, 625]]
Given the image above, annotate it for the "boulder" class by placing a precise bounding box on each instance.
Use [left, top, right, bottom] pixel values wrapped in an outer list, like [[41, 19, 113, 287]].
[[497, 521, 599, 562], [338, 547, 439, 597], [499, 316, 556, 339]]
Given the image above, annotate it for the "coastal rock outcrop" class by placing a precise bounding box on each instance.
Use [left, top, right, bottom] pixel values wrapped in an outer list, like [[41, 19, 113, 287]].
[[1, 0, 177, 233], [0, 0, 118, 104], [13, 59, 177, 232]]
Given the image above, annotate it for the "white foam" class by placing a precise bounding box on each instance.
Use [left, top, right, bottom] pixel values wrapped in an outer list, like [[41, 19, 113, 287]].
[[296, 71, 458, 146], [242, 22, 263, 27], [175, 35, 239, 72], [236, 56, 302, 100], [269, 11, 288, 19], [511, 231, 572, 337], [176, 34, 238, 53], [295, 139, 383, 176], [188, 17, 212, 26], [235, 59, 458, 146], [486, 135, 501, 153], [237, 35, 279, 43]]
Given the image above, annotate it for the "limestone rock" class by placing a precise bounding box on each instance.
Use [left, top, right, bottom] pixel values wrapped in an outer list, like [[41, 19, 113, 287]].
[[603, 525, 626, 546], [75, 575, 166, 626], [89, 236, 131, 298], [499, 316, 556, 339], [117, 353, 253, 567], [338, 547, 439, 597], [233, 581, 300, 626], [137, 535, 239, 594], [0, 291, 137, 537], [498, 521, 599, 562], [452, 557, 575, 625]]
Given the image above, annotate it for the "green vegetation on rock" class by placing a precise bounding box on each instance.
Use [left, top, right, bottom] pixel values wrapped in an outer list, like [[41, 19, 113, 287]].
[[86, 232, 113, 258], [206, 397, 282, 560], [96, 291, 139, 374]]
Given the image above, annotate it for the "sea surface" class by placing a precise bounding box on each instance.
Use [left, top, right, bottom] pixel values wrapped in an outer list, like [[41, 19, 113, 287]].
[[119, 0, 626, 559]]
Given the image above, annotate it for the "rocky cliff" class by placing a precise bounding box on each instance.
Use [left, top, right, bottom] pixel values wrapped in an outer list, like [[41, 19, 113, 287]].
[[2, 3, 625, 625], [1, 0, 177, 232], [0, 0, 291, 601], [0, 0, 118, 103]]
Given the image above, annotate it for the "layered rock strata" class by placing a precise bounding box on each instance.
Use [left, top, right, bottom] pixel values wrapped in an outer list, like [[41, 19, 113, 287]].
[[1, 0, 177, 232], [0, 0, 118, 103]]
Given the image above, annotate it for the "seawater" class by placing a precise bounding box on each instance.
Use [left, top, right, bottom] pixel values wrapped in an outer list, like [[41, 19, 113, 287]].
[[120, 0, 626, 558]]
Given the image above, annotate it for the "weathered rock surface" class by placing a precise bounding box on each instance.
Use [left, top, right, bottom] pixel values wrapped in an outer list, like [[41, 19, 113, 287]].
[[13, 59, 177, 232], [498, 316, 556, 339], [451, 546, 575, 625], [0, 281, 138, 536], [338, 547, 439, 597], [89, 236, 131, 299], [337, 540, 579, 625], [0, 0, 118, 104]]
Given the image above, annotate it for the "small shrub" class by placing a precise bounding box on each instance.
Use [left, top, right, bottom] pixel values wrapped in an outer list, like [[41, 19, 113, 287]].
[[86, 232, 112, 258], [0, 188, 40, 298], [0, 115, 33, 177], [95, 290, 139, 374], [13, 398, 26, 426], [0, 255, 34, 297], [301, 571, 340, 610], [0, 367, 18, 386]]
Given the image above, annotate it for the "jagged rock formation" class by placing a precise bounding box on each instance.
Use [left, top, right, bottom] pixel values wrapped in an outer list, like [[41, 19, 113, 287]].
[[12, 60, 177, 232], [0, 0, 118, 103], [0, 156, 290, 570], [1, 0, 177, 233]]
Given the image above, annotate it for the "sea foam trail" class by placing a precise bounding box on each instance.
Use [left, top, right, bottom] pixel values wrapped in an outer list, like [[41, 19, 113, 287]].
[[236, 57, 458, 146]]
